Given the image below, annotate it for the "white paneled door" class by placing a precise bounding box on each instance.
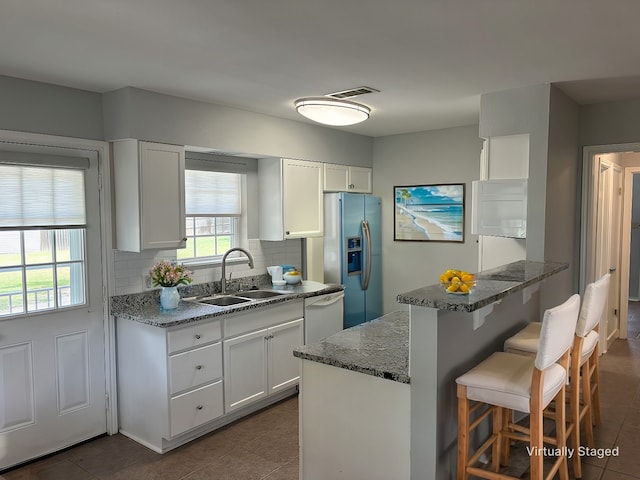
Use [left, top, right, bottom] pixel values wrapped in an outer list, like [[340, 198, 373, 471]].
[[0, 152, 106, 469], [595, 159, 622, 353]]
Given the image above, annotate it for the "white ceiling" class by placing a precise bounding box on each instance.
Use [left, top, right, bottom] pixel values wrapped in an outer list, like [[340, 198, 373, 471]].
[[3, 0, 640, 137]]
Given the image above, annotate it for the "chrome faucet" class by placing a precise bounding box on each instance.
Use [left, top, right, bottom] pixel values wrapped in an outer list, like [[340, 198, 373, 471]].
[[221, 247, 254, 294]]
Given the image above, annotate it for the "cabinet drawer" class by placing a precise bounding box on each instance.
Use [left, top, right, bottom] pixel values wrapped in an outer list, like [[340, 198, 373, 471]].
[[168, 320, 221, 354], [224, 300, 303, 338], [169, 380, 224, 437], [169, 342, 222, 394]]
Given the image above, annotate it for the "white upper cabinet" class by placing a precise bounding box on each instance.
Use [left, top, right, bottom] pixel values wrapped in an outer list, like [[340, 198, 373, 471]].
[[472, 134, 529, 239], [259, 158, 323, 240], [323, 163, 372, 193], [347, 166, 373, 193], [471, 179, 528, 238], [323, 163, 350, 191], [113, 140, 186, 251]]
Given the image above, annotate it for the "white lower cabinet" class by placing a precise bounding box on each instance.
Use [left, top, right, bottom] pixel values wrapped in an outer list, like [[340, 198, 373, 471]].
[[268, 319, 304, 393], [223, 303, 304, 412], [170, 381, 224, 437], [116, 318, 224, 453], [169, 342, 222, 394], [223, 318, 303, 412], [116, 299, 304, 453], [223, 329, 269, 411]]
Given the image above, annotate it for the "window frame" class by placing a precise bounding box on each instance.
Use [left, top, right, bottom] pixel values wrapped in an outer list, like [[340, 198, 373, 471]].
[[0, 156, 91, 318], [179, 215, 240, 263], [178, 156, 249, 266], [0, 228, 89, 319]]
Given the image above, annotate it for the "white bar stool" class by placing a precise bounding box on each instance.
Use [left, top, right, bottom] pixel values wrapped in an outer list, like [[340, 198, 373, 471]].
[[456, 294, 580, 480], [503, 274, 610, 478]]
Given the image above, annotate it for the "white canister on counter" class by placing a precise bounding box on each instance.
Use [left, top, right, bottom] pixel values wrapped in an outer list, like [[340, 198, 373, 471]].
[[267, 265, 285, 285]]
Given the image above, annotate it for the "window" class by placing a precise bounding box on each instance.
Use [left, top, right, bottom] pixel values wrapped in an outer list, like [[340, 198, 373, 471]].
[[178, 169, 243, 261], [0, 164, 87, 317]]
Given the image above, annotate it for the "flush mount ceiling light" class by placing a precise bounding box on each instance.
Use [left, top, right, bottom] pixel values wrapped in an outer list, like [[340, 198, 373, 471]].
[[294, 97, 371, 126]]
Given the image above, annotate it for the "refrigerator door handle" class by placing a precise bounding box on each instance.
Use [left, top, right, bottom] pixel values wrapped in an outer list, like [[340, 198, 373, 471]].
[[361, 220, 372, 291]]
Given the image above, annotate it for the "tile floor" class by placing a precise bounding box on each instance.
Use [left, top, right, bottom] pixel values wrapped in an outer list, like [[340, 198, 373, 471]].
[[2, 304, 640, 480], [0, 397, 299, 480]]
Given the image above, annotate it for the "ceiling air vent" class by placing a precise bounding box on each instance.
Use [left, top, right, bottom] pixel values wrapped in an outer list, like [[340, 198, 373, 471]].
[[327, 86, 380, 99]]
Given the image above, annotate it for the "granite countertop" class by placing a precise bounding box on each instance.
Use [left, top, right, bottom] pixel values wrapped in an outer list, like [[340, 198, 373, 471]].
[[111, 280, 344, 328], [396, 260, 568, 313], [293, 310, 409, 384]]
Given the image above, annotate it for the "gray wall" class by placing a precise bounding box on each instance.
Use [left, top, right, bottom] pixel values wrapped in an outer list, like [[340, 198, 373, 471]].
[[543, 87, 580, 309], [372, 125, 483, 313], [580, 98, 640, 147], [103, 87, 373, 166], [0, 75, 104, 140]]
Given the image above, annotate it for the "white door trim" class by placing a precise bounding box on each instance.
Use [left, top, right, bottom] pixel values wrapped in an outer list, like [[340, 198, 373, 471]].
[[620, 165, 640, 340], [581, 142, 640, 343], [0, 129, 117, 434]]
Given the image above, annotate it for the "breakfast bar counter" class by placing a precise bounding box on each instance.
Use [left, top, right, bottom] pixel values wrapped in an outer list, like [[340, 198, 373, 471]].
[[400, 259, 568, 480], [397, 259, 568, 312], [295, 260, 568, 480]]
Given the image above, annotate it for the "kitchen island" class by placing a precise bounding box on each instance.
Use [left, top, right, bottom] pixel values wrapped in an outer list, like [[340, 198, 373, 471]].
[[294, 311, 410, 480], [294, 260, 568, 480]]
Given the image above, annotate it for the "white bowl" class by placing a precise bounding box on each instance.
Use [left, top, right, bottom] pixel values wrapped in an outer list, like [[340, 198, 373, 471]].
[[283, 272, 302, 284]]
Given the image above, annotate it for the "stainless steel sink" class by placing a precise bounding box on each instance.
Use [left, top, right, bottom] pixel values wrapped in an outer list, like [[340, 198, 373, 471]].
[[236, 290, 285, 299], [184, 289, 285, 307], [196, 296, 251, 307]]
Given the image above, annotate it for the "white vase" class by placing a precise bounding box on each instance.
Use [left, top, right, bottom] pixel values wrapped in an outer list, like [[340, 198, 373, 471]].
[[160, 286, 180, 310]]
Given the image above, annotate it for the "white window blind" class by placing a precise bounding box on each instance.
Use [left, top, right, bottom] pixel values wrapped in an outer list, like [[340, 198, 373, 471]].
[[0, 165, 86, 228], [185, 170, 241, 216]]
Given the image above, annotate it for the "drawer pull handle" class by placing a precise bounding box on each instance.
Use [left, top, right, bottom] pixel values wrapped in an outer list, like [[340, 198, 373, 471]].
[[194, 334, 201, 340], [196, 405, 204, 410], [195, 365, 204, 370]]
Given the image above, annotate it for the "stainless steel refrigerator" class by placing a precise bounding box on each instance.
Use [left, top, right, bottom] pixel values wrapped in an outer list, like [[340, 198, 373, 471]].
[[324, 193, 382, 328]]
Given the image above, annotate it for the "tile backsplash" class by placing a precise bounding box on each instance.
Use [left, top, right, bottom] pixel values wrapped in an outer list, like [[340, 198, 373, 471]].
[[113, 238, 303, 295]]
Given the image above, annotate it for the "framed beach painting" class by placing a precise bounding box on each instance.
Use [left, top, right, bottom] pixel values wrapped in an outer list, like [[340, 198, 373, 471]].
[[394, 183, 465, 242]]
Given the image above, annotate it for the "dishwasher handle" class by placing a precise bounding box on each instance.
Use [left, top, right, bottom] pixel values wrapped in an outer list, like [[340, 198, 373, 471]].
[[306, 292, 345, 308]]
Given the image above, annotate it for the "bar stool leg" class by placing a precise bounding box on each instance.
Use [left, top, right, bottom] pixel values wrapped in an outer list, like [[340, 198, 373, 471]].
[[491, 405, 502, 472], [500, 408, 511, 467], [530, 372, 544, 479], [581, 357, 595, 448], [457, 384, 470, 480], [591, 346, 601, 426], [555, 384, 570, 480], [570, 346, 583, 478]]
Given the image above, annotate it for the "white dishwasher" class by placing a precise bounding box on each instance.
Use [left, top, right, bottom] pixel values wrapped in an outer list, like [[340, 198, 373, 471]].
[[304, 291, 344, 344]]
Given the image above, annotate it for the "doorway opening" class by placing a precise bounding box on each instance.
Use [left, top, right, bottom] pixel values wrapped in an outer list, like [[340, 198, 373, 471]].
[[581, 144, 640, 353]]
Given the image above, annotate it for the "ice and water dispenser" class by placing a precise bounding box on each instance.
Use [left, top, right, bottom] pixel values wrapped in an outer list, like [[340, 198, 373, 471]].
[[346, 236, 362, 276]]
